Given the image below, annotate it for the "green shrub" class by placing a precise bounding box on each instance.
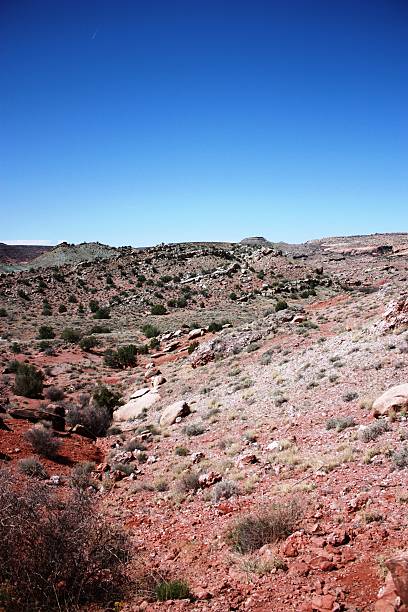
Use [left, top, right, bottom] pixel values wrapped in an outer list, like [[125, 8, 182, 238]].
[[150, 304, 167, 315], [0, 308, 7, 317], [275, 300, 288, 312], [188, 341, 199, 354], [14, 364, 44, 398], [68, 294, 78, 303], [93, 307, 110, 319], [142, 324, 160, 338], [17, 289, 29, 301], [42, 304, 52, 316], [38, 325, 55, 340], [89, 325, 111, 334], [89, 299, 99, 313], [149, 337, 160, 350], [24, 425, 60, 457], [208, 321, 223, 333], [229, 292, 237, 301], [66, 404, 111, 437], [10, 342, 21, 354], [104, 345, 138, 368], [93, 385, 121, 413], [155, 580, 191, 602], [58, 304, 67, 313], [79, 336, 99, 351], [61, 328, 82, 344]]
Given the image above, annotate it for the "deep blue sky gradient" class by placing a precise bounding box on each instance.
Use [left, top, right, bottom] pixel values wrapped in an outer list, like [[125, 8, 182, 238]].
[[1, 0, 407, 246]]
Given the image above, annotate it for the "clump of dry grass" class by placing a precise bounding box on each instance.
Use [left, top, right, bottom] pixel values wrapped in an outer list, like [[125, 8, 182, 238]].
[[226, 498, 303, 553]]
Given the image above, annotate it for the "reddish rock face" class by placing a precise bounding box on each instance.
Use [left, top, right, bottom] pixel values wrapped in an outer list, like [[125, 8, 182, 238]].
[[387, 553, 408, 605]]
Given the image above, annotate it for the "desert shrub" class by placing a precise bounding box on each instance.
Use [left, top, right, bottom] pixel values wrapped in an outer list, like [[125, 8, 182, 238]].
[[7, 359, 21, 373], [10, 342, 21, 354], [38, 340, 51, 352], [79, 336, 99, 351], [44, 386, 65, 401], [213, 480, 240, 503], [150, 304, 167, 315], [24, 425, 61, 457], [61, 328, 82, 344], [342, 391, 358, 402], [42, 303, 52, 315], [125, 438, 147, 452], [226, 499, 302, 553], [208, 321, 223, 333], [18, 457, 49, 479], [17, 289, 29, 300], [142, 324, 160, 338], [68, 294, 77, 303], [326, 416, 356, 432], [361, 420, 391, 442], [89, 299, 99, 313], [275, 300, 288, 312], [104, 345, 138, 368], [177, 471, 200, 493], [154, 580, 191, 602], [0, 308, 7, 317], [0, 470, 130, 610], [58, 304, 67, 313], [230, 292, 237, 300], [183, 423, 205, 437], [71, 461, 96, 490], [14, 364, 44, 398], [93, 307, 110, 319], [175, 445, 189, 456], [38, 325, 55, 340], [89, 324, 111, 334], [393, 445, 408, 469], [149, 337, 160, 350], [66, 404, 111, 437], [188, 341, 199, 354], [93, 385, 121, 413]]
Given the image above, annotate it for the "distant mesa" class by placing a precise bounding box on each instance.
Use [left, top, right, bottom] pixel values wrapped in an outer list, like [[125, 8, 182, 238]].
[[240, 236, 271, 246]]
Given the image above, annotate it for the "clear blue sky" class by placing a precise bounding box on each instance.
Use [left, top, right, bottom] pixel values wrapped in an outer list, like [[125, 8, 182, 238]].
[[1, 0, 407, 246]]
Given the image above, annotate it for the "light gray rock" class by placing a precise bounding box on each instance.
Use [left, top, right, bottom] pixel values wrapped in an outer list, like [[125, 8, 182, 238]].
[[114, 391, 160, 422], [159, 400, 190, 427], [373, 383, 408, 417]]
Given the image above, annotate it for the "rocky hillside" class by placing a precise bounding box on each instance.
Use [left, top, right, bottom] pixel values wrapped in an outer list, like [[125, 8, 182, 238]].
[[0, 243, 52, 264], [1, 232, 408, 611]]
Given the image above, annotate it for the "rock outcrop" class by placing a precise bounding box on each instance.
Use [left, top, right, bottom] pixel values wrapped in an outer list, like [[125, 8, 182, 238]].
[[159, 400, 190, 427], [372, 383, 408, 417]]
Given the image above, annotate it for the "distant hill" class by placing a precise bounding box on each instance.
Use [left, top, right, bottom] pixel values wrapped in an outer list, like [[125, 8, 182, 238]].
[[0, 243, 52, 264], [28, 241, 119, 268], [240, 236, 271, 246]]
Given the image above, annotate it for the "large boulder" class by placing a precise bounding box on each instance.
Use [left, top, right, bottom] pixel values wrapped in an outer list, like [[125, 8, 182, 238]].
[[113, 390, 160, 422], [375, 552, 408, 611], [372, 384, 408, 417], [159, 400, 190, 427]]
